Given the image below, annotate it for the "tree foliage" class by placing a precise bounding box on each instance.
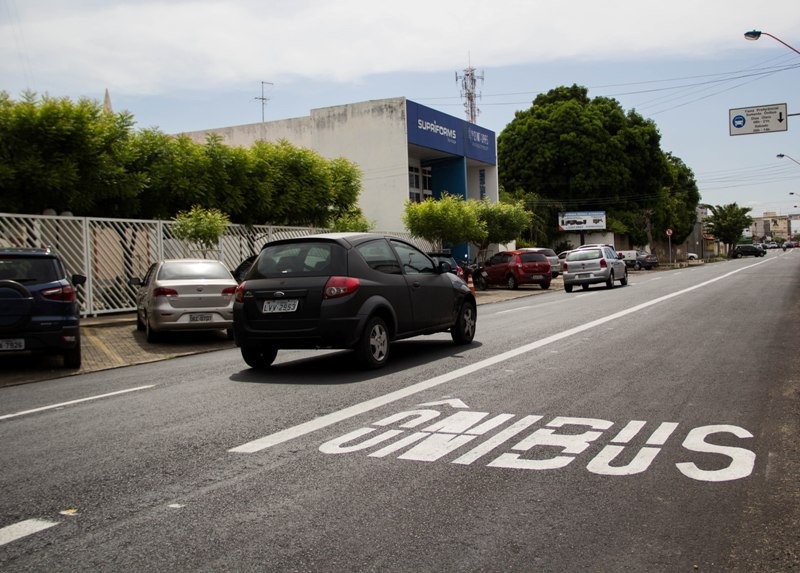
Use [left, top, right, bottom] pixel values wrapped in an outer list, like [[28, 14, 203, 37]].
[[171, 205, 231, 257], [402, 194, 486, 249], [701, 203, 754, 255], [497, 84, 698, 247], [0, 92, 364, 228]]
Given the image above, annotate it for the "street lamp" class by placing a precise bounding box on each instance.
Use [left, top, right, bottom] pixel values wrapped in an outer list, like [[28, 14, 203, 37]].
[[744, 30, 800, 55], [778, 154, 800, 168]]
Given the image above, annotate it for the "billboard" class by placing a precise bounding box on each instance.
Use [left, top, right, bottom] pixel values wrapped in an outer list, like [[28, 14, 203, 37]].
[[558, 211, 606, 231]]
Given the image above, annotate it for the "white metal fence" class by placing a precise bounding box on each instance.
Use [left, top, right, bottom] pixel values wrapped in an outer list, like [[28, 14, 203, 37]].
[[0, 213, 432, 317]]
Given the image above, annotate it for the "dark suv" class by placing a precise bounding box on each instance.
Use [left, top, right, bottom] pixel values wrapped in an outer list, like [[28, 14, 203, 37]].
[[0, 247, 87, 368], [233, 233, 477, 369], [733, 244, 765, 258]]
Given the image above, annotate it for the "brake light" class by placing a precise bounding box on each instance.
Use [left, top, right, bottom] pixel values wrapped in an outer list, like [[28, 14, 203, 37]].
[[600, 259, 607, 268], [41, 285, 75, 302], [234, 282, 247, 303], [153, 287, 178, 297], [324, 276, 360, 299], [562, 262, 568, 271], [222, 286, 237, 296]]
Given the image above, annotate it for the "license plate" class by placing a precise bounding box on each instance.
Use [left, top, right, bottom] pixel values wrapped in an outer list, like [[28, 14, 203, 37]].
[[189, 313, 213, 322], [0, 338, 25, 351], [529, 274, 543, 280], [264, 298, 298, 313], [263, 299, 299, 313]]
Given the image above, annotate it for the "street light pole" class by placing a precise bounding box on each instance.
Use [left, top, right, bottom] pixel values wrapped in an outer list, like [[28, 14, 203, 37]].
[[777, 153, 800, 168], [743, 30, 800, 55]]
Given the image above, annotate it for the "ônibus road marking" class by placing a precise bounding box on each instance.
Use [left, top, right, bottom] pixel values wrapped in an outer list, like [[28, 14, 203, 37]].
[[230, 260, 769, 454]]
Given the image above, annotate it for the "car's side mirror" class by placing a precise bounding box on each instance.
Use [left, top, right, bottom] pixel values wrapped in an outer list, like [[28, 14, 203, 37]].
[[72, 274, 87, 287], [438, 261, 452, 274], [128, 277, 142, 286]]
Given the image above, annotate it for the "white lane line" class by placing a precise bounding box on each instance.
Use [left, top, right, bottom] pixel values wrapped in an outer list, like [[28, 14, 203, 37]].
[[231, 263, 756, 454], [0, 519, 59, 546], [0, 385, 156, 421]]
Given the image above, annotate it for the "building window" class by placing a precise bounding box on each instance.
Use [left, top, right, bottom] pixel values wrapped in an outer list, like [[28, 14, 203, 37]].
[[422, 167, 432, 191], [409, 166, 420, 190]]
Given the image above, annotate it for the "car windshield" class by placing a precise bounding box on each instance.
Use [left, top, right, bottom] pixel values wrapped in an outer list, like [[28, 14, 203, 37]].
[[0, 257, 61, 283], [157, 261, 232, 280], [252, 242, 344, 278], [566, 249, 602, 261]]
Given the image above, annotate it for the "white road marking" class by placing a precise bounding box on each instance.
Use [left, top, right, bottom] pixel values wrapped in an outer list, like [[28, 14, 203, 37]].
[[230, 262, 762, 454], [0, 519, 59, 546], [0, 385, 155, 421]]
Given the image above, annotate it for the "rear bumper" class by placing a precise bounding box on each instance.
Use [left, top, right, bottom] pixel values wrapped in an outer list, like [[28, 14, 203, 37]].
[[233, 313, 363, 350]]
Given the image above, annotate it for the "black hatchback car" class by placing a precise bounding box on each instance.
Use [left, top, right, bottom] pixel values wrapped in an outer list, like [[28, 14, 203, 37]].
[[232, 233, 477, 369], [732, 244, 766, 258], [0, 247, 86, 368]]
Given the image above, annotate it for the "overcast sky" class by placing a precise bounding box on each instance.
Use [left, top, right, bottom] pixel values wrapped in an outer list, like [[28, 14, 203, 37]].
[[3, 0, 800, 221]]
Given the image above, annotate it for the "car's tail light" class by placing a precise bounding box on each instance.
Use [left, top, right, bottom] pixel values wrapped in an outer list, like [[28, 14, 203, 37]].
[[600, 259, 608, 268], [324, 276, 360, 299], [562, 262, 568, 271], [222, 286, 237, 296], [153, 287, 178, 297], [234, 282, 247, 303], [41, 285, 75, 302]]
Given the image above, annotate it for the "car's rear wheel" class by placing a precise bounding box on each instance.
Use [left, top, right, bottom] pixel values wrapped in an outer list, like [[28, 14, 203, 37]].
[[620, 270, 628, 286], [606, 272, 615, 289], [541, 282, 551, 290], [564, 284, 573, 293], [241, 345, 278, 369], [474, 275, 488, 291], [634, 261, 642, 271], [136, 312, 145, 331], [145, 315, 161, 343], [507, 275, 518, 290], [356, 315, 389, 369], [451, 301, 476, 345]]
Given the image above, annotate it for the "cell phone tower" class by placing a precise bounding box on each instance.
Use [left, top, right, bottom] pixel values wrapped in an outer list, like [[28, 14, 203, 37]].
[[456, 64, 484, 124]]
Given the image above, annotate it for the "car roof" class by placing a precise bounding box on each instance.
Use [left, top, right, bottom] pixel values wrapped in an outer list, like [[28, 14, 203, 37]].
[[261, 232, 414, 250], [0, 247, 58, 257]]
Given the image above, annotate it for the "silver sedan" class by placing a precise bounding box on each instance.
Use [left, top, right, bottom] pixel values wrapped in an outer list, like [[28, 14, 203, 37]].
[[129, 259, 237, 342], [562, 246, 628, 292]]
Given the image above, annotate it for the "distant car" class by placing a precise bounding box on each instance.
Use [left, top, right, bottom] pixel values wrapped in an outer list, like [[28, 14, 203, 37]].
[[782, 241, 794, 250], [766, 241, 779, 249], [428, 252, 464, 280], [519, 247, 560, 278], [129, 259, 238, 342], [632, 250, 659, 270], [233, 233, 477, 369], [0, 247, 86, 368], [732, 244, 766, 258], [687, 253, 699, 260], [562, 246, 628, 293], [482, 250, 552, 290]]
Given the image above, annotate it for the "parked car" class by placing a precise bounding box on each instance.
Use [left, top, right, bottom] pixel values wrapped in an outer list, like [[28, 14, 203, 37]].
[[482, 250, 552, 290], [562, 245, 628, 292], [687, 253, 699, 260], [0, 247, 86, 368], [632, 250, 658, 270], [233, 233, 477, 369], [519, 247, 560, 278], [129, 259, 238, 342], [428, 252, 464, 280], [732, 244, 766, 258]]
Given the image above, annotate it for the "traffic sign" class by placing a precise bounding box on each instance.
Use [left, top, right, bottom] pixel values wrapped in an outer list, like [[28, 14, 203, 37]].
[[729, 103, 788, 136], [666, 228, 673, 236]]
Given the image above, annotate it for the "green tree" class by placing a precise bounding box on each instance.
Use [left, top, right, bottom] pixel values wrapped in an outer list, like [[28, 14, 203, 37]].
[[472, 199, 531, 253], [402, 194, 486, 249], [497, 84, 671, 245], [171, 205, 231, 257], [701, 203, 754, 256]]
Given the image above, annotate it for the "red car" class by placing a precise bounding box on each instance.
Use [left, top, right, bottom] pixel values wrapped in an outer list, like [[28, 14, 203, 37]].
[[482, 250, 552, 290]]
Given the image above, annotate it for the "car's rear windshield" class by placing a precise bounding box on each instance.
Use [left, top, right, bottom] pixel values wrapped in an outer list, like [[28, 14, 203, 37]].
[[157, 261, 232, 280], [534, 249, 557, 257], [519, 253, 547, 263], [0, 256, 62, 283], [565, 249, 602, 261], [251, 242, 345, 278]]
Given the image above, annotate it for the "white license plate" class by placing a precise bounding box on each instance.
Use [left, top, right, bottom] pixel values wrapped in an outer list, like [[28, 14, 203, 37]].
[[529, 274, 543, 280], [263, 299, 299, 313], [189, 313, 213, 322], [0, 338, 25, 351]]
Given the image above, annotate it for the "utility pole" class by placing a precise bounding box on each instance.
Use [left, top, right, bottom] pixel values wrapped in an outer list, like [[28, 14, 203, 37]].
[[456, 63, 483, 124], [255, 81, 273, 123]]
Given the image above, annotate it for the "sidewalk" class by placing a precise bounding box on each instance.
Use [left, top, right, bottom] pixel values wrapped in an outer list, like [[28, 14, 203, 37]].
[[1, 283, 551, 387]]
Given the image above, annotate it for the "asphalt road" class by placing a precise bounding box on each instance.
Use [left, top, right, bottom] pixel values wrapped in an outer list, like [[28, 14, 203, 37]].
[[1, 253, 798, 571]]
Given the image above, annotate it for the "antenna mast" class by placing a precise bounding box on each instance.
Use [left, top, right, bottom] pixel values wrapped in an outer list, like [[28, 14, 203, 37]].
[[455, 63, 483, 124], [255, 81, 273, 123]]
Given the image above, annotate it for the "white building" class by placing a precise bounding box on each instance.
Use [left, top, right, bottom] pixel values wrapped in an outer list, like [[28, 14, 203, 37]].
[[182, 97, 498, 261]]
